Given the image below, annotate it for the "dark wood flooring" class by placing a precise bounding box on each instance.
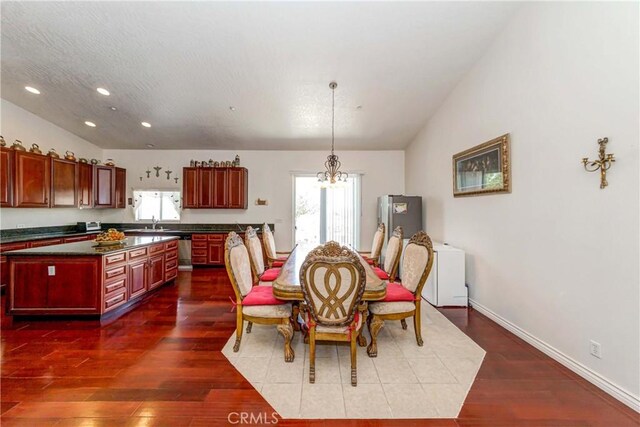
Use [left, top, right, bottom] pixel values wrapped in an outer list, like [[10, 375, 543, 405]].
[[1, 269, 638, 426]]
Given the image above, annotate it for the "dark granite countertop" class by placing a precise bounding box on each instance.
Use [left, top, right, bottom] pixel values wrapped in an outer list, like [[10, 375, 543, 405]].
[[0, 223, 272, 244], [3, 236, 179, 256]]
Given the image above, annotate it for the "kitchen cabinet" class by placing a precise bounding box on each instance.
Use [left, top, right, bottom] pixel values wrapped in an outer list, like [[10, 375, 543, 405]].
[[1, 242, 29, 291], [77, 162, 93, 208], [1, 147, 13, 207], [13, 151, 50, 207], [30, 238, 64, 248], [212, 168, 228, 208], [182, 167, 247, 209], [115, 167, 126, 209], [191, 232, 255, 266], [228, 168, 248, 209], [128, 260, 148, 299], [183, 168, 198, 208], [198, 168, 214, 208], [7, 236, 179, 317], [51, 158, 78, 207], [93, 165, 115, 208], [148, 253, 165, 290], [11, 257, 100, 312]]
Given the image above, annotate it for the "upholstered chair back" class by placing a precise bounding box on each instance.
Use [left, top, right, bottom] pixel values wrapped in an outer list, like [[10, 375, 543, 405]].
[[370, 223, 385, 259], [262, 223, 277, 259], [383, 226, 403, 273], [245, 226, 266, 276], [400, 231, 434, 294], [300, 241, 367, 327], [225, 232, 254, 298]]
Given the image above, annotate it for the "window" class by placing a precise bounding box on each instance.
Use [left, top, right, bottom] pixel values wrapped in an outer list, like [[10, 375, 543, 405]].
[[293, 175, 361, 248], [133, 190, 181, 221]]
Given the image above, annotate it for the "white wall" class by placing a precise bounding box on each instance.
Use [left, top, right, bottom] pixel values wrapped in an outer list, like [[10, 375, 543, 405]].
[[100, 149, 404, 250], [0, 99, 104, 229], [405, 2, 639, 408]]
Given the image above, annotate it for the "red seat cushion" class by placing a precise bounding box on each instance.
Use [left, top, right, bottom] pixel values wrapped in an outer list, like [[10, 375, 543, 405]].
[[272, 261, 284, 268], [242, 285, 285, 306], [373, 267, 389, 280], [260, 268, 281, 282], [382, 283, 415, 302], [365, 258, 375, 265]]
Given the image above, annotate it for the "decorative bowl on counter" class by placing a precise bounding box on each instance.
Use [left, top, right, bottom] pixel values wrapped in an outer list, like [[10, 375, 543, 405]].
[[94, 229, 126, 246], [95, 239, 127, 247]]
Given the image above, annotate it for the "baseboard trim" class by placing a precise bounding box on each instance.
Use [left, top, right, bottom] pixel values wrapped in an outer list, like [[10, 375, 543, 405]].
[[469, 298, 640, 412]]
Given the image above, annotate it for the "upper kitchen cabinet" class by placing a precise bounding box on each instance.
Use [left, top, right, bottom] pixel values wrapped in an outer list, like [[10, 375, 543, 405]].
[[115, 167, 127, 209], [77, 162, 93, 208], [182, 167, 247, 209], [227, 167, 248, 209], [93, 165, 116, 208], [51, 157, 78, 207], [0, 147, 13, 207], [13, 151, 50, 207], [182, 168, 198, 209]]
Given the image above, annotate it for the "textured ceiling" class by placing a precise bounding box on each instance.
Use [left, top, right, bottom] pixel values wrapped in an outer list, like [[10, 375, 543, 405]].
[[1, 2, 519, 150]]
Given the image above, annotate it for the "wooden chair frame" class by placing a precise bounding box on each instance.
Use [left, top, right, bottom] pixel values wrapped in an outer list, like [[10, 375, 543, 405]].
[[367, 231, 434, 358], [225, 232, 294, 362], [262, 223, 290, 268], [300, 242, 367, 386]]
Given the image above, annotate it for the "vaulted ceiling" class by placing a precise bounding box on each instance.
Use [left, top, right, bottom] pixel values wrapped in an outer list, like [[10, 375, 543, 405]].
[[1, 2, 519, 150]]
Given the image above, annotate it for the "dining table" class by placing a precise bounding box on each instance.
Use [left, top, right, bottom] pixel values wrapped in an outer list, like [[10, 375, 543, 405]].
[[271, 244, 388, 346]]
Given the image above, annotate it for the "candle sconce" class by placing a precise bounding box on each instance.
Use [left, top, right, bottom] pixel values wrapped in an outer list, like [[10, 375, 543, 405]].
[[582, 137, 615, 189]]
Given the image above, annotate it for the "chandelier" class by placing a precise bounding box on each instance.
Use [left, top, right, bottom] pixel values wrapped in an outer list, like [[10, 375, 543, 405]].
[[317, 81, 348, 185]]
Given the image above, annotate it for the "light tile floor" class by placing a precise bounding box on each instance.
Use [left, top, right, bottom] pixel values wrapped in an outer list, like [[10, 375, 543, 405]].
[[221, 302, 485, 419]]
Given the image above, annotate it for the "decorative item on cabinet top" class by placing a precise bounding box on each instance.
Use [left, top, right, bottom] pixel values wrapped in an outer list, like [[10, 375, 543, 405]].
[[47, 148, 60, 158], [0, 136, 5, 147], [11, 140, 25, 151], [189, 154, 240, 167], [29, 143, 42, 154]]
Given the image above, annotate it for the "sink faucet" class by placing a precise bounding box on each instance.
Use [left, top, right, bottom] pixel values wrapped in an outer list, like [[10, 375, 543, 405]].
[[152, 216, 159, 230]]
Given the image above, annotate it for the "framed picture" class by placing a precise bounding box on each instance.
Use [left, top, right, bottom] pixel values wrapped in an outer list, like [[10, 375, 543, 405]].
[[392, 202, 407, 214], [452, 134, 511, 197]]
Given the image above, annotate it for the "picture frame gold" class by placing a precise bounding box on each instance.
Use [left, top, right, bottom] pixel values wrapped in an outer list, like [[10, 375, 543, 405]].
[[452, 134, 511, 197]]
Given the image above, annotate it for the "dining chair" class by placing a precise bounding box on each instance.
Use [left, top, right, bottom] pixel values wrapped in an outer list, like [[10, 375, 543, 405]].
[[359, 223, 385, 267], [245, 226, 281, 284], [262, 223, 290, 268], [372, 226, 403, 282], [366, 231, 434, 357], [300, 241, 367, 386], [225, 232, 294, 362]]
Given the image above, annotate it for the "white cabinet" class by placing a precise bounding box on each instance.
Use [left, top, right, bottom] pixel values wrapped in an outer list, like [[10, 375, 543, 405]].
[[421, 243, 467, 307]]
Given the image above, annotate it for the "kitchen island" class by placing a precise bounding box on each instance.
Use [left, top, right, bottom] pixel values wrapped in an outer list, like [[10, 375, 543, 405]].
[[5, 235, 179, 318]]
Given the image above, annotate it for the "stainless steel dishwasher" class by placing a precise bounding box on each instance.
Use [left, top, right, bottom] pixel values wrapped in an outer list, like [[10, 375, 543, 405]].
[[178, 238, 192, 269]]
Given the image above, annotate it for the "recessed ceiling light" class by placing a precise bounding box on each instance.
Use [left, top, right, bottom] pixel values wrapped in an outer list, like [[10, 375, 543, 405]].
[[109, 106, 117, 111], [229, 106, 236, 111], [146, 143, 155, 148], [25, 86, 40, 95], [97, 87, 110, 96], [141, 122, 151, 128], [85, 121, 96, 127]]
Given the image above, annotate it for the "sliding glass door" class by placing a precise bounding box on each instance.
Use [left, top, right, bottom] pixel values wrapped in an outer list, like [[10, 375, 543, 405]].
[[293, 175, 361, 248]]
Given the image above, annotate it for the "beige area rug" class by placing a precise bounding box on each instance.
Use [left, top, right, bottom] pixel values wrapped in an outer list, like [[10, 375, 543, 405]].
[[221, 301, 485, 419]]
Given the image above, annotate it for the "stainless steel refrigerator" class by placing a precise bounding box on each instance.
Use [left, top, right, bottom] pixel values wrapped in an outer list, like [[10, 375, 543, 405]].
[[377, 195, 423, 266]]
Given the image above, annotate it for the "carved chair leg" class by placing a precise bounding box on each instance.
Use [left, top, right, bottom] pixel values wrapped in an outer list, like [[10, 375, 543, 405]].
[[414, 304, 423, 346], [277, 319, 295, 363], [233, 308, 243, 352], [309, 328, 316, 383], [357, 329, 367, 347], [357, 304, 368, 347], [291, 304, 301, 332], [367, 315, 384, 357], [350, 332, 358, 386], [400, 319, 408, 330], [246, 321, 253, 333]]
